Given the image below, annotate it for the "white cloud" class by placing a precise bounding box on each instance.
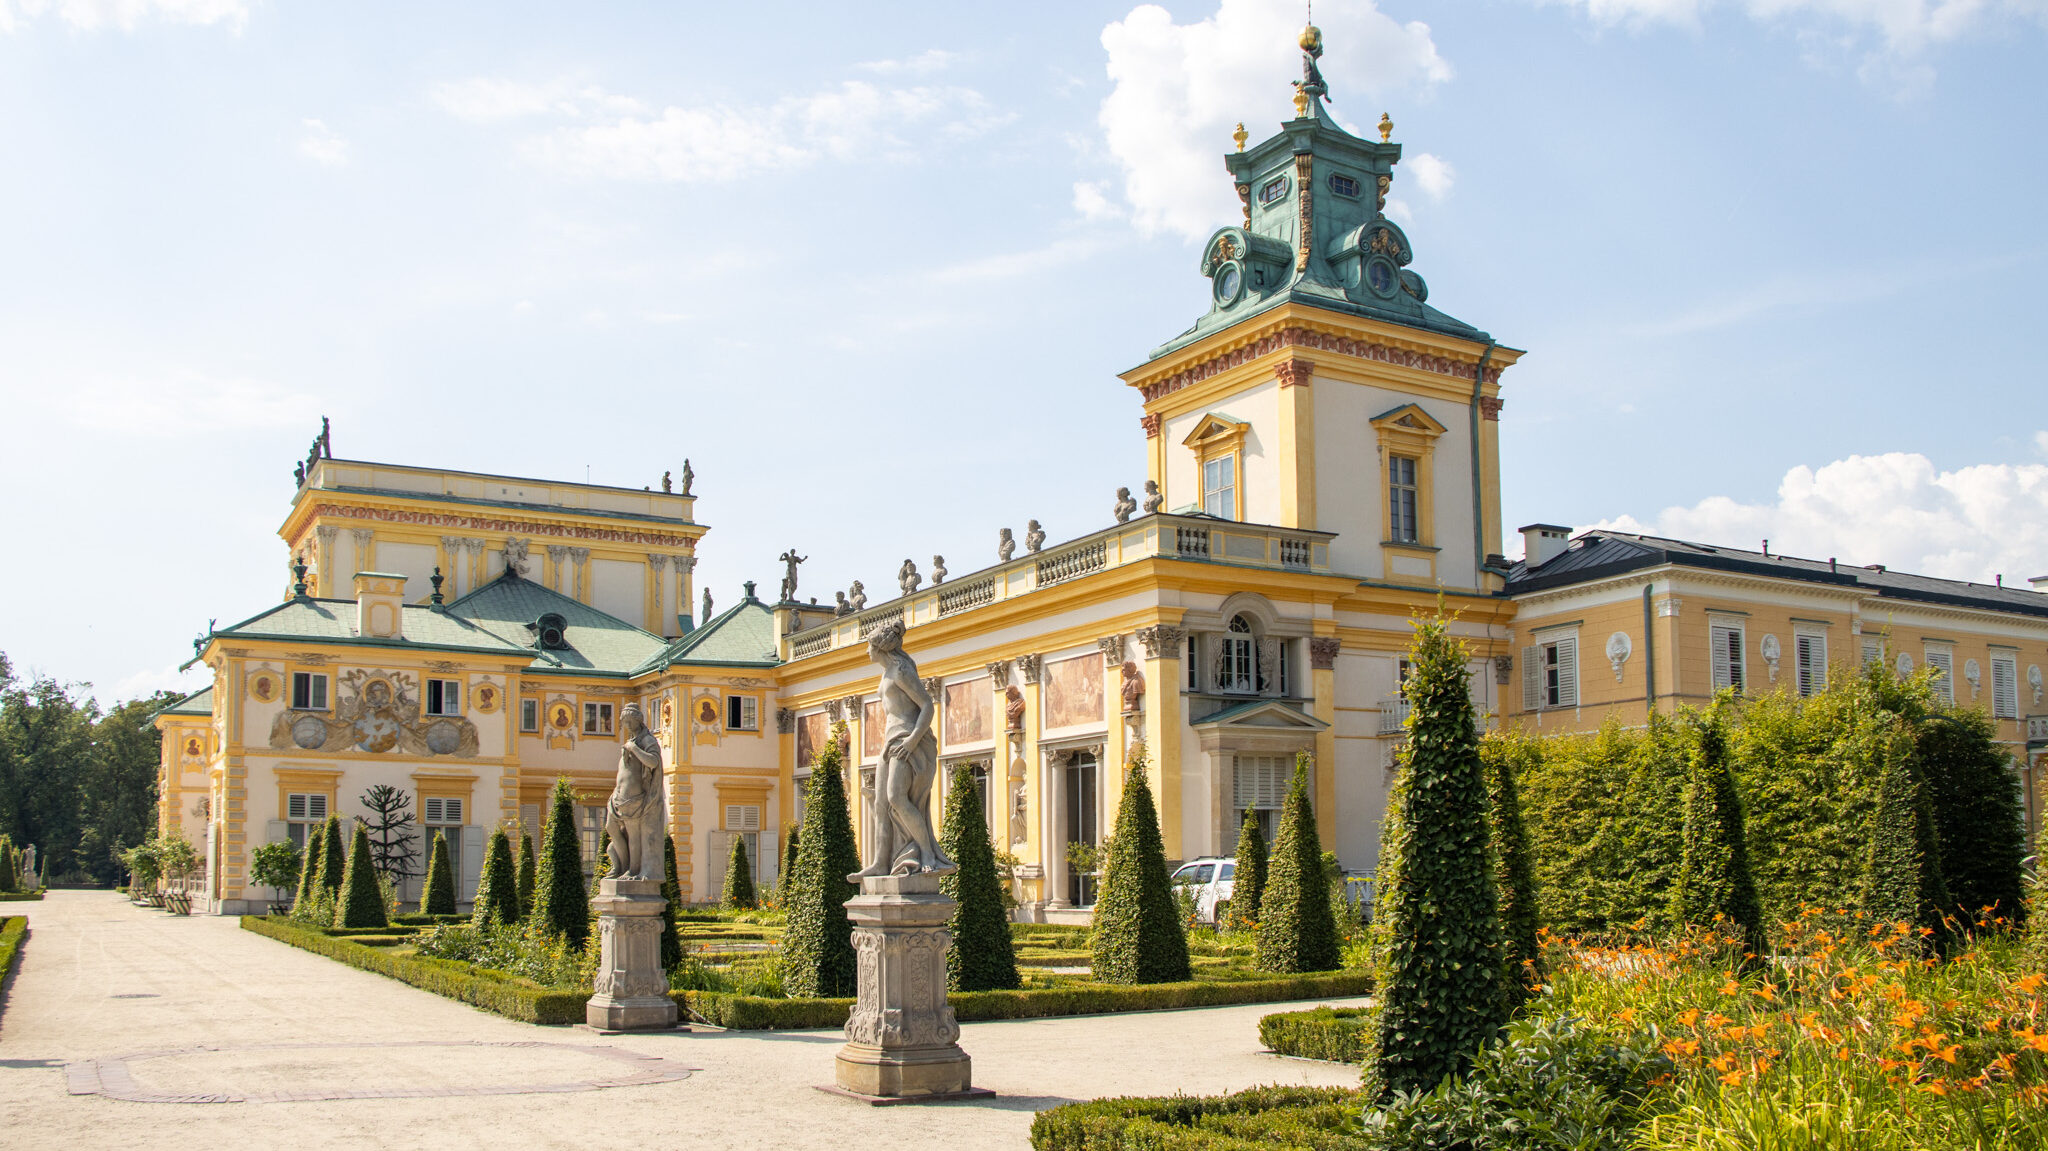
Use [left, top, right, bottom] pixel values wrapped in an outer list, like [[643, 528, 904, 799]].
[[1404, 151, 1455, 199], [857, 48, 960, 75], [1072, 180, 1121, 221], [2035, 430, 2048, 455], [0, 0, 246, 33], [446, 76, 1007, 182], [297, 119, 347, 167], [1535, 0, 2047, 57], [1587, 448, 2048, 584], [1095, 0, 1453, 240], [34, 368, 318, 436]]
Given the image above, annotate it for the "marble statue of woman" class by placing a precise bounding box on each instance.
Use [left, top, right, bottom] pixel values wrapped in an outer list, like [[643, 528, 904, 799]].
[[604, 704, 666, 881], [849, 621, 955, 881]]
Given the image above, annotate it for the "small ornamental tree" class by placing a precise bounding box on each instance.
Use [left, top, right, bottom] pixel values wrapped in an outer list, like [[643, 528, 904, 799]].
[[940, 764, 1020, 992], [1256, 752, 1342, 974], [1919, 709, 2027, 926], [250, 839, 301, 909], [1368, 615, 1509, 1102], [660, 834, 683, 969], [782, 725, 861, 997], [1670, 700, 1764, 956], [1861, 715, 1952, 949], [1092, 747, 1191, 985], [722, 834, 758, 910], [470, 825, 518, 927], [421, 831, 457, 916], [335, 821, 389, 929], [515, 830, 537, 920], [359, 784, 421, 886], [318, 813, 347, 896], [294, 820, 326, 909], [1225, 808, 1268, 931], [530, 778, 590, 949], [1486, 739, 1541, 993]]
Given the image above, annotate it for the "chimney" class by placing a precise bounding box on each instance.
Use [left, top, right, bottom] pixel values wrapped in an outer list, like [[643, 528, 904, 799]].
[[2030, 575, 2048, 593], [354, 571, 408, 639], [1518, 523, 1573, 569]]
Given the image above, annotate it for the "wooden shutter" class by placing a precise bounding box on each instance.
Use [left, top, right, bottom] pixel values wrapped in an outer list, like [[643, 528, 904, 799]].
[[423, 797, 443, 823], [1926, 650, 1954, 705], [1521, 645, 1541, 712], [1554, 636, 1578, 709], [288, 794, 308, 821], [707, 830, 732, 880], [444, 798, 463, 825], [1710, 626, 1734, 691], [1993, 657, 2018, 718], [1796, 634, 1826, 697], [307, 793, 327, 821], [265, 819, 288, 846], [1861, 638, 1882, 667], [724, 804, 761, 831]]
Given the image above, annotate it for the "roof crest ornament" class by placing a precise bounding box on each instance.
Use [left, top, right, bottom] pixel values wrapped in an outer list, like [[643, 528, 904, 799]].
[[1293, 21, 1327, 119]]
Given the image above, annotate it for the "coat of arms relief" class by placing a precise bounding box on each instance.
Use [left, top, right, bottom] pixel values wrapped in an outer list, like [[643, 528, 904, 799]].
[[268, 669, 480, 757]]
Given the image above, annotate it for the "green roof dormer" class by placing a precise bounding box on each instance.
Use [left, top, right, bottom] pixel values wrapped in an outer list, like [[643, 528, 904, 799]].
[[1151, 25, 1487, 360]]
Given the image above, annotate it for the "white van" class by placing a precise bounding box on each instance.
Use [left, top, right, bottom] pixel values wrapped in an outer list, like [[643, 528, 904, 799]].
[[1171, 857, 1237, 924]]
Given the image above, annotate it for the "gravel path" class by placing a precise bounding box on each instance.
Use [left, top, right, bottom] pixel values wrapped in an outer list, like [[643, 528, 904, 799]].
[[0, 891, 1364, 1149]]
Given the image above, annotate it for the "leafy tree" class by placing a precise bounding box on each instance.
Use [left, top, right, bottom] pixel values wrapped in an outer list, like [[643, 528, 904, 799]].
[[1092, 747, 1190, 984], [1670, 700, 1764, 956], [1918, 709, 2027, 925], [1486, 736, 1541, 992], [660, 834, 683, 969], [940, 763, 1019, 991], [1368, 615, 1509, 1101], [335, 821, 389, 929], [77, 693, 177, 885], [249, 839, 301, 908], [529, 778, 589, 948], [1257, 752, 1341, 974], [358, 785, 421, 885], [1224, 807, 1268, 931], [722, 833, 757, 910], [1861, 714, 1951, 949], [0, 661, 94, 880], [423, 830, 458, 916], [122, 836, 162, 893], [471, 825, 520, 927], [0, 835, 15, 891], [516, 829, 537, 919], [782, 725, 860, 997]]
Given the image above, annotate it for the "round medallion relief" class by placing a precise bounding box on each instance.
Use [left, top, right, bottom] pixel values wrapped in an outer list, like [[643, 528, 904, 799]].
[[425, 721, 461, 755], [291, 715, 329, 750], [249, 672, 278, 703]]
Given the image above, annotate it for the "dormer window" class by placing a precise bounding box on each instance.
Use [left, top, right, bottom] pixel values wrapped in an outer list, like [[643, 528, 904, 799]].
[[532, 612, 568, 650], [1258, 176, 1289, 205], [1327, 173, 1359, 197]]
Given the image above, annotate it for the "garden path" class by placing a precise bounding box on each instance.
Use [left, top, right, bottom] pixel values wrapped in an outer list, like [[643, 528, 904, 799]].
[[0, 891, 1364, 1149]]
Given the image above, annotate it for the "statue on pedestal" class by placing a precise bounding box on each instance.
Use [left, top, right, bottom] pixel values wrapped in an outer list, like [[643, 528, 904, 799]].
[[848, 621, 954, 881], [603, 705, 664, 881]]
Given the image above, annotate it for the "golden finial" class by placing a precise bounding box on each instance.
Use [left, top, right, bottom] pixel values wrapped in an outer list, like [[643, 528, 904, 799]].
[[1378, 112, 1393, 142], [1299, 24, 1322, 52], [1233, 122, 1248, 151], [1292, 85, 1309, 119]]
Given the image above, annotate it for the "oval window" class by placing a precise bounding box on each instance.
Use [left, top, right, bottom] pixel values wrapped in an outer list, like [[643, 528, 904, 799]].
[[1327, 173, 1359, 197], [1258, 176, 1289, 205]]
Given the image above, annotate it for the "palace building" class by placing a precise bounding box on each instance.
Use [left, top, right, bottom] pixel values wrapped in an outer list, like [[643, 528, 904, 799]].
[[155, 33, 2048, 915]]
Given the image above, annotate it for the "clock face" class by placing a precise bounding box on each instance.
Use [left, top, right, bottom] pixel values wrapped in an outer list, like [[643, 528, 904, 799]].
[[1215, 264, 1242, 304]]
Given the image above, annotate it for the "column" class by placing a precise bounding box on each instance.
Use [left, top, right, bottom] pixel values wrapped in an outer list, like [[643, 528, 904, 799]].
[[314, 526, 339, 595], [1134, 625, 1184, 860], [570, 547, 591, 602], [545, 545, 570, 592], [1310, 635, 1341, 850], [647, 554, 669, 636], [1098, 635, 1129, 818], [1275, 357, 1317, 530], [1017, 654, 1045, 907]]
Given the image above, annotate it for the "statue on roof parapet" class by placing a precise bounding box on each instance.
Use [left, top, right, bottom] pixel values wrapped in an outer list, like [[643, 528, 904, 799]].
[[680, 459, 694, 497], [778, 549, 808, 603]]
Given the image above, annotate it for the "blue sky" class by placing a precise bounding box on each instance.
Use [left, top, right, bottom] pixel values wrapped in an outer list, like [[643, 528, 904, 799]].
[[2, 0, 2044, 703]]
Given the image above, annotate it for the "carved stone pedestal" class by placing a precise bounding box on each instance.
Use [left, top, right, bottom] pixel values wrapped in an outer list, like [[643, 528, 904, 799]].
[[585, 878, 679, 1032], [829, 873, 988, 1103]]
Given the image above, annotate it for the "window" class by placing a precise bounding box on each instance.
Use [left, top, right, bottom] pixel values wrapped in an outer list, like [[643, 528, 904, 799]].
[[1521, 635, 1578, 711], [579, 804, 604, 873], [725, 804, 762, 832], [1710, 622, 1746, 693], [1258, 175, 1288, 204], [1327, 173, 1359, 197], [1219, 863, 1235, 881], [726, 695, 759, 732], [1215, 615, 1256, 694], [583, 702, 614, 735], [1992, 654, 2019, 719], [520, 699, 539, 733], [423, 797, 464, 854], [291, 672, 329, 711], [422, 797, 464, 825], [1231, 754, 1291, 850], [1861, 638, 1884, 667], [425, 678, 461, 716], [1276, 639, 1290, 696], [1925, 647, 1954, 706], [1187, 634, 1199, 690], [285, 792, 327, 847], [1795, 633, 1828, 697], [1397, 658, 1413, 699], [1203, 454, 1237, 519], [1388, 455, 1419, 543]]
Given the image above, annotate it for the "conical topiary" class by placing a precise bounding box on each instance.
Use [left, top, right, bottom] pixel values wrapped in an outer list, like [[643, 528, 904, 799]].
[[529, 778, 590, 949], [1670, 700, 1763, 955], [1092, 747, 1191, 985], [781, 825, 801, 888], [1256, 751, 1342, 974], [515, 830, 537, 920], [335, 821, 389, 929], [1919, 709, 2027, 926], [660, 834, 683, 970], [1368, 615, 1509, 1101], [0, 837, 16, 892], [1487, 733, 1542, 994], [472, 826, 520, 928], [1862, 714, 1951, 950], [422, 830, 458, 916], [722, 833, 757, 910], [782, 725, 861, 997], [940, 764, 1020, 991], [294, 819, 326, 909], [1226, 807, 1267, 931], [318, 813, 346, 895]]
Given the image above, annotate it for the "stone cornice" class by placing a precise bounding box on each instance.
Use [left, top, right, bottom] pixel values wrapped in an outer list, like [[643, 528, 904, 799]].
[[1127, 317, 1508, 404], [299, 502, 699, 549]]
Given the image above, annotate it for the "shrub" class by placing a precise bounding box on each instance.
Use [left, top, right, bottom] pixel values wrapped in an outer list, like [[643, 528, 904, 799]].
[[940, 763, 1019, 991], [1486, 729, 1541, 992], [249, 840, 300, 905], [294, 821, 325, 909], [1092, 746, 1191, 985], [781, 725, 860, 997], [1369, 615, 1508, 1101], [317, 813, 346, 895], [1259, 1005, 1373, 1062], [244, 916, 590, 1023], [660, 834, 682, 970], [721, 834, 757, 911], [0, 837, 15, 892], [1256, 752, 1341, 974], [1031, 1085, 1361, 1151], [1919, 709, 2027, 925], [421, 831, 457, 916], [1669, 701, 1763, 955], [781, 824, 801, 887], [0, 915, 26, 1003], [529, 778, 589, 949], [335, 822, 389, 929], [471, 826, 519, 927], [123, 837, 162, 894], [515, 829, 537, 920], [1225, 807, 1267, 931], [414, 921, 582, 987], [1860, 712, 1951, 947]]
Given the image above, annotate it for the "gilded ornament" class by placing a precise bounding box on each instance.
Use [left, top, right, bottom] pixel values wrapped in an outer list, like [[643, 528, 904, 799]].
[[1379, 112, 1393, 142]]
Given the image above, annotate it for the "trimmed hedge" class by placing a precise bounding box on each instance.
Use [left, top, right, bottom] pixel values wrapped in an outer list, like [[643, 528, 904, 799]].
[[0, 915, 26, 1010], [0, 891, 45, 902], [1030, 1085, 1361, 1151], [1259, 1005, 1372, 1063], [242, 916, 592, 1024], [1092, 749, 1191, 985]]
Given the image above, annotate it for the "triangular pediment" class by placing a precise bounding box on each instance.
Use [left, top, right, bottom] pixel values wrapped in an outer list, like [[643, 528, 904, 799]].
[[1369, 403, 1447, 436], [1191, 699, 1330, 731], [1181, 412, 1249, 448]]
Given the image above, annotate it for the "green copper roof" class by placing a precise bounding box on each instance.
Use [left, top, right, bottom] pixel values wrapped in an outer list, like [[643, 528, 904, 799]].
[[155, 686, 213, 719], [445, 576, 670, 676], [211, 596, 533, 655], [645, 594, 780, 671]]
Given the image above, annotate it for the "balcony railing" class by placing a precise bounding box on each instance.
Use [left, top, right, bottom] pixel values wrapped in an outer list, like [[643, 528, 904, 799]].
[[2030, 715, 2048, 745], [1378, 697, 1411, 735], [781, 513, 1336, 662]]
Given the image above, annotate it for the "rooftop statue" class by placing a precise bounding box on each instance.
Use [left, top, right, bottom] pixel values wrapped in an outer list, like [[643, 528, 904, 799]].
[[779, 549, 808, 603], [998, 528, 1015, 561], [1114, 487, 1137, 524]]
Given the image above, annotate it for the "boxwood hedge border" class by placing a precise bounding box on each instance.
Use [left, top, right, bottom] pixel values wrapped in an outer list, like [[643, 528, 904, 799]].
[[1257, 1005, 1372, 1063], [1029, 1085, 1363, 1151], [1, 915, 28, 1021]]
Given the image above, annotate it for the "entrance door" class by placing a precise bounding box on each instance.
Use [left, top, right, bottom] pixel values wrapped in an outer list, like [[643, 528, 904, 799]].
[[1063, 752, 1098, 905]]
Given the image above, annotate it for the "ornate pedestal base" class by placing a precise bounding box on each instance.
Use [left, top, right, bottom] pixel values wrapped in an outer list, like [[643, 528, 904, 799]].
[[585, 878, 678, 1032], [830, 874, 987, 1102]]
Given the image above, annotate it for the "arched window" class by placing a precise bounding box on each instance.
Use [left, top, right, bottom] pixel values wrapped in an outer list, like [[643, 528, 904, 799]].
[[1216, 615, 1256, 694]]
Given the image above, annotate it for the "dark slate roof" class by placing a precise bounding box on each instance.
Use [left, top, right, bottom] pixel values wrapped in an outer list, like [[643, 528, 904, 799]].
[[643, 595, 780, 672], [1506, 531, 2048, 620]]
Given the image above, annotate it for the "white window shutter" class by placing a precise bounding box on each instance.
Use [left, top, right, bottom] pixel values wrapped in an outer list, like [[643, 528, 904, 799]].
[[288, 794, 307, 820], [1521, 645, 1541, 712], [755, 829, 777, 887], [265, 819, 288, 846], [1796, 634, 1826, 696], [707, 830, 731, 878], [1927, 650, 1954, 705], [445, 798, 463, 825], [1993, 657, 2018, 718], [308, 793, 327, 821], [1711, 627, 1733, 691], [1861, 638, 1881, 667], [1554, 636, 1578, 709]]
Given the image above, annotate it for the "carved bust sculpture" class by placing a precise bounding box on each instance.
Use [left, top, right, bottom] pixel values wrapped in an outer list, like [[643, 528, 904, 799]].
[[849, 621, 954, 881], [998, 528, 1015, 561], [1025, 520, 1046, 552], [834, 590, 851, 616], [897, 559, 921, 595], [603, 705, 666, 881], [1120, 660, 1145, 714], [1142, 480, 1163, 514], [848, 580, 867, 612], [1113, 487, 1137, 524], [1004, 685, 1025, 732], [930, 555, 947, 585]]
